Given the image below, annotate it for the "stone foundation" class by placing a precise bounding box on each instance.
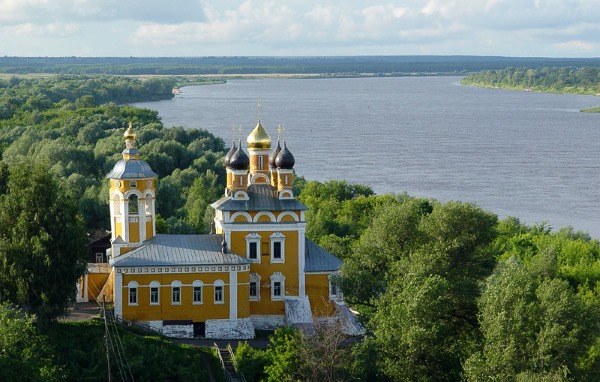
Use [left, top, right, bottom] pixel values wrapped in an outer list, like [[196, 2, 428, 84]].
[[205, 318, 255, 339], [162, 320, 194, 338], [250, 315, 285, 330]]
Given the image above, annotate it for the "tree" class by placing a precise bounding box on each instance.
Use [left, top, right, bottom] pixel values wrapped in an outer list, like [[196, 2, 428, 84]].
[[185, 169, 221, 233], [0, 303, 61, 381], [263, 327, 302, 382], [0, 162, 87, 325], [345, 201, 498, 380], [464, 257, 600, 381]]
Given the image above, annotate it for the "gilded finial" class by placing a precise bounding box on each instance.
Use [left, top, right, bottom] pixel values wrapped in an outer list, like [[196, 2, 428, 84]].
[[258, 96, 261, 121], [282, 125, 287, 140], [277, 125, 281, 141], [238, 125, 242, 141]]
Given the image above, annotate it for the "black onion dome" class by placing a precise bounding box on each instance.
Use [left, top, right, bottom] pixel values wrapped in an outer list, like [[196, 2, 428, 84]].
[[275, 141, 295, 169], [229, 140, 249, 170], [269, 140, 281, 168], [224, 140, 237, 168]]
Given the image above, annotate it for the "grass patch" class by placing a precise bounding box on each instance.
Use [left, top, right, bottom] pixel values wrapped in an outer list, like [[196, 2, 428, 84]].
[[46, 320, 216, 381]]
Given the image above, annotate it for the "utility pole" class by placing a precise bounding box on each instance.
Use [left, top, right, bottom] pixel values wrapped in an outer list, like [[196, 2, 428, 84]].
[[103, 296, 112, 382]]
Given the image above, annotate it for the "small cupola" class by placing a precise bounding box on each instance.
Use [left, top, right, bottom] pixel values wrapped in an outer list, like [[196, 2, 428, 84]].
[[269, 140, 281, 168], [275, 141, 295, 169], [229, 140, 250, 171], [224, 140, 237, 168]]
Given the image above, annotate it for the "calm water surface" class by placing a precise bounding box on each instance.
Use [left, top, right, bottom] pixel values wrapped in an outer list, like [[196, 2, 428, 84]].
[[133, 77, 600, 238]]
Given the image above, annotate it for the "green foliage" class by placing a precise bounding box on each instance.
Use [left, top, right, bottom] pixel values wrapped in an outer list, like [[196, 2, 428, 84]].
[[235, 341, 270, 382], [263, 327, 302, 382], [0, 304, 61, 382], [462, 66, 600, 97], [46, 320, 212, 381], [464, 257, 600, 381], [186, 169, 222, 233], [0, 161, 87, 325], [342, 200, 498, 380], [0, 76, 227, 232]]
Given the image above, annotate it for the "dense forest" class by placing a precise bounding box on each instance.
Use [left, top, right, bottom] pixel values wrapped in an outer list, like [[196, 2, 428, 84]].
[[2, 56, 600, 76], [461, 66, 600, 112], [1, 74, 600, 381]]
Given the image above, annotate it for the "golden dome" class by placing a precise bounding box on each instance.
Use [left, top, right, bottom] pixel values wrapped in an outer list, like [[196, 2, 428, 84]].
[[246, 121, 271, 150], [124, 122, 136, 141]]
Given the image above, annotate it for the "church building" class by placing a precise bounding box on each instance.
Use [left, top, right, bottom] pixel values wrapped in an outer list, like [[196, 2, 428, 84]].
[[85, 118, 352, 339]]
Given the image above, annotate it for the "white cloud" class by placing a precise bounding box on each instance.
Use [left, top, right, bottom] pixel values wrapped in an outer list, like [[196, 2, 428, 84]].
[[554, 40, 595, 52], [1, 0, 600, 56]]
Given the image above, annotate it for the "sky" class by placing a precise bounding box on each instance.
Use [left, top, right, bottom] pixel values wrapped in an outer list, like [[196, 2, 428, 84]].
[[1, 0, 599, 57]]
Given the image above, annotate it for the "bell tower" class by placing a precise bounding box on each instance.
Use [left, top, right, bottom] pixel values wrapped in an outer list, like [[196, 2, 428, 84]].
[[107, 123, 158, 256]]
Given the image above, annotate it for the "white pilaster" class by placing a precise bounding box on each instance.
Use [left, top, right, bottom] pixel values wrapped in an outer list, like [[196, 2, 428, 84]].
[[114, 270, 123, 317], [229, 270, 238, 319], [298, 227, 306, 297], [122, 200, 129, 242], [109, 198, 116, 240], [151, 197, 156, 237]]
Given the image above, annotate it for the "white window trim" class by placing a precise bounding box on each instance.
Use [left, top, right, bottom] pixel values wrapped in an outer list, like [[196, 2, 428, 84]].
[[214, 279, 225, 304], [329, 274, 342, 301], [127, 281, 138, 306], [249, 273, 261, 301], [270, 272, 285, 301], [171, 280, 182, 305], [192, 280, 203, 305], [245, 233, 261, 263], [149, 281, 160, 305], [270, 232, 286, 264]]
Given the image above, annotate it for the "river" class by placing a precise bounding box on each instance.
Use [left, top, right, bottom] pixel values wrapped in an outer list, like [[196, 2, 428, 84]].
[[132, 76, 600, 238]]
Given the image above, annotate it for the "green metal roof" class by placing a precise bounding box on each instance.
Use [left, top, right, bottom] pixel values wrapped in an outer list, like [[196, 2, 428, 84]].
[[304, 238, 342, 272]]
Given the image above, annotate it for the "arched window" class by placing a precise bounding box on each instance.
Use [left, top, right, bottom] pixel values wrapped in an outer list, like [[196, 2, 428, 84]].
[[270, 272, 285, 301], [114, 194, 122, 215], [128, 195, 139, 214], [214, 280, 225, 304], [149, 281, 160, 305], [144, 194, 152, 215], [171, 280, 182, 304], [192, 280, 203, 304], [249, 273, 261, 301], [127, 281, 138, 305]]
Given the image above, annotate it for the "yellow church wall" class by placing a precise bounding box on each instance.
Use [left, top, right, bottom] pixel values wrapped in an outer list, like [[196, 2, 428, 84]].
[[237, 271, 250, 318], [305, 273, 336, 316], [229, 228, 300, 316], [87, 273, 110, 302], [120, 271, 249, 322]]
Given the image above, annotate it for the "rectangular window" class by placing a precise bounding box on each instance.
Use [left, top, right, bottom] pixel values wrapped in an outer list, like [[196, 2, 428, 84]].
[[273, 242, 282, 259], [249, 242, 257, 259], [249, 282, 257, 297], [273, 281, 282, 297], [172, 287, 181, 304], [193, 286, 202, 303], [150, 287, 159, 304], [215, 286, 223, 302], [129, 288, 137, 304], [95, 253, 104, 263], [331, 283, 338, 297]]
